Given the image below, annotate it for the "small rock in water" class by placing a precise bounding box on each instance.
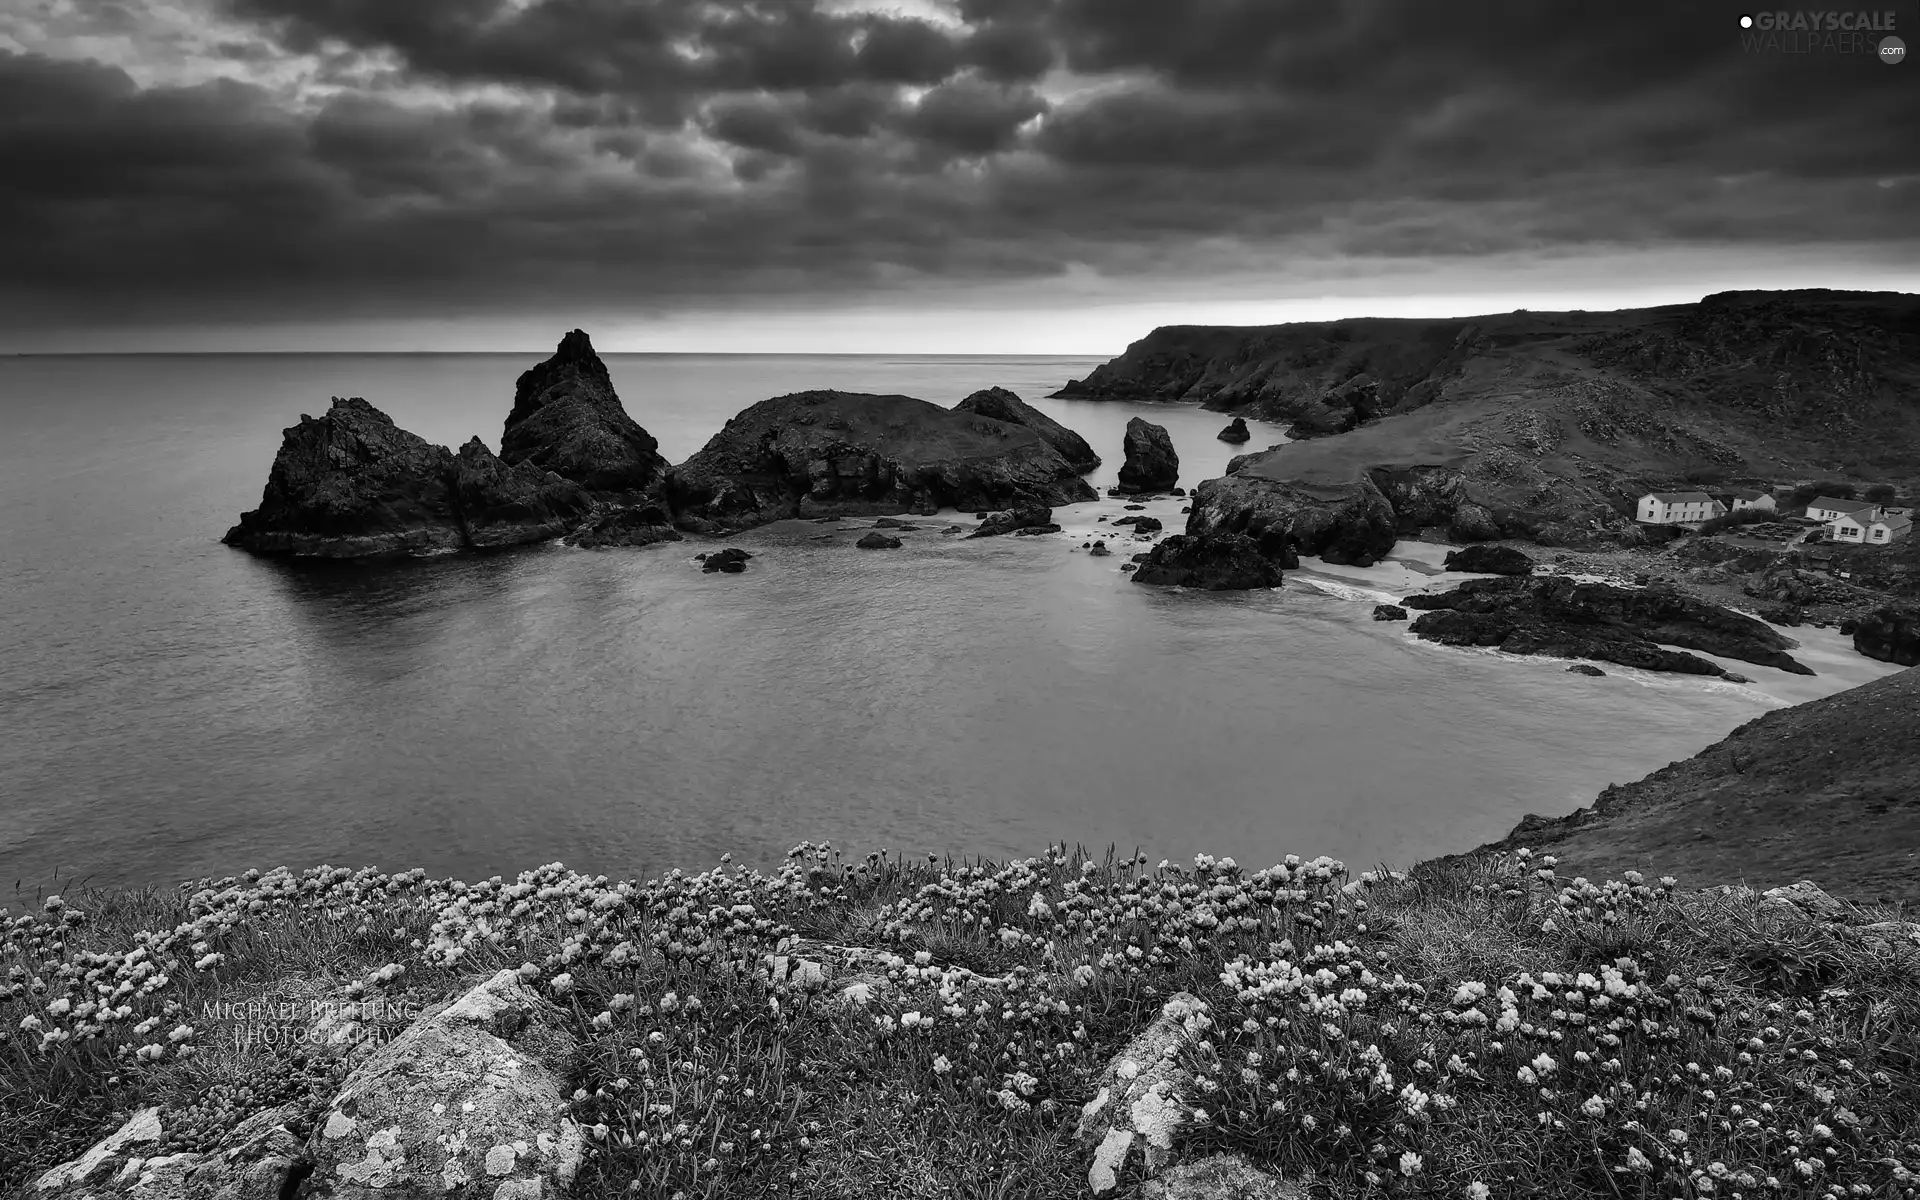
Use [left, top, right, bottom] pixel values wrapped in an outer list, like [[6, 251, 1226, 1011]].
[[1124, 504, 1146, 511], [1722, 672, 1751, 684], [856, 532, 903, 549], [1566, 663, 1606, 676], [1373, 604, 1408, 622], [1012, 524, 1061, 535], [873, 517, 904, 528], [702, 547, 753, 573], [1089, 541, 1112, 557], [1120, 563, 1137, 572], [1171, 487, 1186, 497], [1181, 506, 1191, 513]]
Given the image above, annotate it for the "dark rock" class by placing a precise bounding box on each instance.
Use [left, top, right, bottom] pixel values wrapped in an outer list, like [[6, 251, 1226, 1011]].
[[1217, 417, 1251, 443], [1448, 502, 1503, 543], [1171, 487, 1186, 497], [970, 503, 1055, 538], [1443, 545, 1536, 576], [1125, 503, 1146, 511], [953, 386, 1101, 471], [814, 514, 843, 523], [501, 330, 667, 497], [702, 547, 753, 572], [1403, 576, 1814, 676], [1098, 515, 1109, 522], [1839, 618, 1860, 635], [856, 532, 903, 549], [1112, 516, 1164, 533], [565, 502, 685, 549], [1722, 672, 1751, 683], [1185, 470, 1396, 567], [1854, 606, 1920, 666], [1013, 524, 1061, 535], [1107, 488, 1125, 497], [223, 397, 592, 558], [1131, 534, 1285, 590], [1757, 603, 1805, 627], [1373, 604, 1409, 621], [1181, 506, 1191, 513], [1117, 418, 1179, 494], [1089, 541, 1112, 557], [894, 523, 922, 530], [665, 390, 1094, 531], [1566, 664, 1606, 676], [1130, 552, 1152, 563], [1120, 563, 1137, 572], [873, 516, 906, 527]]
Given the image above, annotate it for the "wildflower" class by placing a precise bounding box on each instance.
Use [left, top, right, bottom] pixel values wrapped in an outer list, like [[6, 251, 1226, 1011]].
[[1467, 1185, 1490, 1200], [1625, 1147, 1652, 1173], [549, 973, 574, 997], [932, 1055, 952, 1075], [1581, 1096, 1606, 1118], [1399, 1152, 1423, 1176]]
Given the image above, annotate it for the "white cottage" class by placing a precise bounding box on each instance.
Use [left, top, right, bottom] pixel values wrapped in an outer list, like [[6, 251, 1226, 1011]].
[[1829, 513, 1912, 545], [1636, 491, 1726, 524], [1727, 489, 1776, 514], [1805, 497, 1880, 523]]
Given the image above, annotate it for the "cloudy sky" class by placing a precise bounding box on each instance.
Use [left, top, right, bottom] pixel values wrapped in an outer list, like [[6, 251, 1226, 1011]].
[[3, 0, 1917, 352]]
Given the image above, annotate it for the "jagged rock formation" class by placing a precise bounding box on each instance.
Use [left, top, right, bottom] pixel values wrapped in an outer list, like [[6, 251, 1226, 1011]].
[[1403, 576, 1814, 676], [1130, 534, 1285, 590], [564, 502, 684, 549], [222, 398, 592, 558], [1216, 417, 1250, 443], [701, 548, 753, 573], [953, 387, 1101, 471], [1374, 604, 1408, 621], [1062, 291, 1920, 555], [1184, 471, 1396, 567], [1475, 664, 1920, 903], [1117, 418, 1178, 494], [1443, 545, 1536, 576], [662, 391, 1095, 531], [1855, 605, 1920, 665], [500, 330, 667, 497], [969, 503, 1056, 538]]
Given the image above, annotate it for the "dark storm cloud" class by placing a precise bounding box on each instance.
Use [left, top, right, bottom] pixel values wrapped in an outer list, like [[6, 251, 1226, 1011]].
[[3, 0, 1916, 331]]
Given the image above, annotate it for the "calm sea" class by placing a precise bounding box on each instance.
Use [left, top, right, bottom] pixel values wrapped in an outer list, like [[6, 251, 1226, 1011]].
[[0, 353, 1843, 891]]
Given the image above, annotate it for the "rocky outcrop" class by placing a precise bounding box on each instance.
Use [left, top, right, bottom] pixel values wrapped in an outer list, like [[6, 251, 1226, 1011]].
[[1403, 576, 1814, 676], [662, 391, 1095, 531], [223, 398, 591, 558], [1443, 545, 1535, 576], [1131, 534, 1284, 591], [1184, 471, 1396, 567], [1079, 993, 1215, 1195], [564, 502, 684, 549], [953, 387, 1100, 471], [1745, 565, 1875, 609], [1112, 516, 1163, 533], [701, 547, 753, 573], [1373, 603, 1408, 621], [1854, 605, 1920, 665], [307, 970, 583, 1198], [1566, 663, 1607, 676], [1118, 419, 1179, 494], [1467, 665, 1920, 903], [32, 1105, 303, 1200], [500, 330, 667, 497], [856, 532, 903, 549], [1216, 417, 1250, 444], [970, 503, 1056, 538]]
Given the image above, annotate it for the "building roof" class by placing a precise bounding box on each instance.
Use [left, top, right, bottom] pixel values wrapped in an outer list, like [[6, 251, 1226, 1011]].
[[1809, 497, 1875, 514], [1877, 516, 1913, 533], [1730, 489, 1770, 501], [1647, 491, 1715, 504]]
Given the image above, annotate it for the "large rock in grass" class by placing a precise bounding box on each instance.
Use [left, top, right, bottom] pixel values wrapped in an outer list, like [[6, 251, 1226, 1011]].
[[1117, 418, 1179, 494], [954, 387, 1101, 471], [1139, 1155, 1309, 1200], [663, 390, 1096, 532], [1130, 534, 1284, 591], [501, 330, 668, 498], [1079, 993, 1215, 1195], [305, 970, 584, 1199], [32, 1105, 304, 1200], [222, 398, 591, 558]]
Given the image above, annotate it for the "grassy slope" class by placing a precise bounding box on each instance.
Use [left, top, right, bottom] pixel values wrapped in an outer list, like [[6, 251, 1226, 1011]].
[[1469, 665, 1920, 905]]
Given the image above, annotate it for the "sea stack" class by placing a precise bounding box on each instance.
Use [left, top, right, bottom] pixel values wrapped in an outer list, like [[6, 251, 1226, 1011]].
[[1117, 418, 1178, 494], [501, 330, 668, 498], [1217, 417, 1250, 443], [953, 387, 1101, 472]]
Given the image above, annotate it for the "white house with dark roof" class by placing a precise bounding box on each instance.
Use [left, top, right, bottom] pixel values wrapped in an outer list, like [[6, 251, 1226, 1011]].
[[1727, 489, 1776, 514], [1805, 497, 1880, 522], [1636, 491, 1726, 524], [1829, 512, 1911, 545]]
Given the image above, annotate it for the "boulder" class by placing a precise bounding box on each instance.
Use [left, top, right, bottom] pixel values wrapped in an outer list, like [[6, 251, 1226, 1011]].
[[33, 1103, 304, 1200], [1131, 534, 1285, 591], [222, 398, 591, 559], [1404, 576, 1814, 677], [1089, 541, 1112, 557], [1216, 417, 1250, 444], [953, 387, 1101, 471], [1566, 663, 1606, 676], [1443, 545, 1536, 576], [1117, 418, 1179, 494], [564, 502, 684, 549], [500, 330, 668, 497], [1185, 471, 1396, 567], [1448, 502, 1504, 543], [1373, 604, 1408, 621], [1013, 524, 1062, 535], [664, 390, 1095, 530], [1854, 606, 1920, 666], [970, 503, 1056, 538], [856, 532, 903, 549], [1111, 516, 1164, 533], [1078, 993, 1215, 1195], [702, 547, 753, 573], [305, 970, 583, 1199]]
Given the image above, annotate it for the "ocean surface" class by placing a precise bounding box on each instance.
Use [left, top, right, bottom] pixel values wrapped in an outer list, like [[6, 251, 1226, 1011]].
[[0, 352, 1894, 892]]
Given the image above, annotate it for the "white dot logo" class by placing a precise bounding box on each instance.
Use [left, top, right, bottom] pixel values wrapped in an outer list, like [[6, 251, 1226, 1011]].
[[1739, 13, 1754, 27], [1882, 35, 1907, 64]]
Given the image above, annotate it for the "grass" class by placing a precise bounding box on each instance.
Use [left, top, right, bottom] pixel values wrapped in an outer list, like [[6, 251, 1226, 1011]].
[[3, 844, 1917, 1199]]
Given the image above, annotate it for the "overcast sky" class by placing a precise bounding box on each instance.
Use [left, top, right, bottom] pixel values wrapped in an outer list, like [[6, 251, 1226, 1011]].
[[3, 0, 1917, 352]]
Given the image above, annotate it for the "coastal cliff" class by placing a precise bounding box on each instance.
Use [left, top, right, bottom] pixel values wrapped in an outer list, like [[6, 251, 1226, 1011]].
[[1064, 290, 1920, 561], [661, 390, 1097, 530], [1479, 663, 1920, 903]]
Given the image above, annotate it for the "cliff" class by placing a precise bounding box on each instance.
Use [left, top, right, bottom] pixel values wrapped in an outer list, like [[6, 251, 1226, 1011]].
[[1481, 663, 1920, 903], [662, 390, 1097, 530]]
